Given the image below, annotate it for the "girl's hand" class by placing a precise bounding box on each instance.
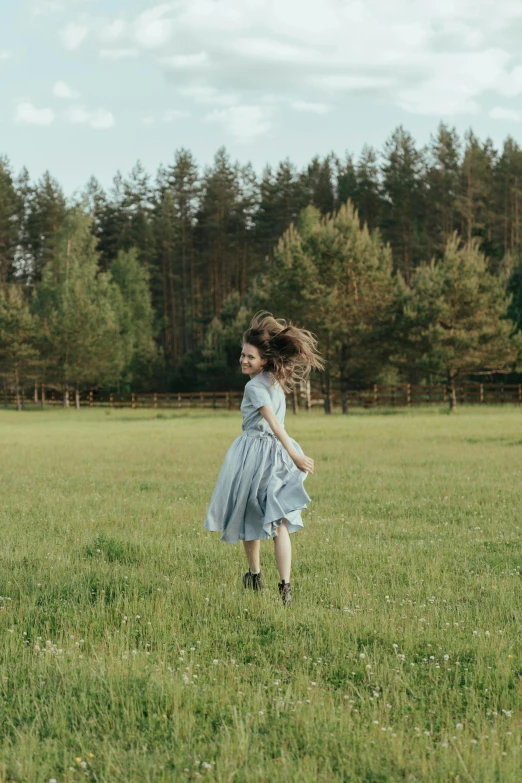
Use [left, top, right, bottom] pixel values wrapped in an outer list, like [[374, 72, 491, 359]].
[[293, 454, 314, 474]]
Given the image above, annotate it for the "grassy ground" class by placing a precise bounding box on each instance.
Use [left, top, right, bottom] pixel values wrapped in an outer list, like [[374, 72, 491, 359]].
[[0, 406, 521, 783]]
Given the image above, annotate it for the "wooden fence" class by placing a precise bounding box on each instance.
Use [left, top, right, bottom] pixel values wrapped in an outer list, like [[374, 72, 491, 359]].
[[3, 383, 522, 410]]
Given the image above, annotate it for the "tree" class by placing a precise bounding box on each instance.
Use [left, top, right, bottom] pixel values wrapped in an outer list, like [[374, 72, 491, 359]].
[[0, 158, 20, 289], [425, 123, 461, 257], [259, 202, 396, 412], [109, 248, 157, 388], [399, 236, 521, 410], [32, 209, 124, 407], [0, 285, 38, 409], [381, 126, 427, 278]]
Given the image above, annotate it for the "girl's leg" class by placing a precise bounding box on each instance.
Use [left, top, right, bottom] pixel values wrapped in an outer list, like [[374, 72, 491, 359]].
[[273, 520, 291, 583], [243, 539, 261, 573]]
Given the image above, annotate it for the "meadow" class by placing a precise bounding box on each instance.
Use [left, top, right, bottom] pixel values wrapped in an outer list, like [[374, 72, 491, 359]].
[[0, 406, 521, 783]]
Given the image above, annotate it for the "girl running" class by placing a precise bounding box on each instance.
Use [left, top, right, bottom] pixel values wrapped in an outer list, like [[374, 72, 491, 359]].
[[204, 313, 324, 604]]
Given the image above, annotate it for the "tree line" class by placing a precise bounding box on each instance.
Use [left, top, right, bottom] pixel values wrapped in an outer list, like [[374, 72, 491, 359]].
[[1, 123, 522, 410]]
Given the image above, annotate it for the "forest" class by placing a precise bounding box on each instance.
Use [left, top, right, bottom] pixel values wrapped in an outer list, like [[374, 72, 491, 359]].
[[1, 122, 522, 408]]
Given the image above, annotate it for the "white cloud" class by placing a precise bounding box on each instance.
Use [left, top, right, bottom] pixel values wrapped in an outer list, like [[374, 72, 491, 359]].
[[179, 85, 238, 106], [396, 49, 509, 116], [52, 0, 522, 123], [99, 19, 127, 43], [61, 22, 89, 50], [161, 52, 208, 69], [66, 105, 115, 129], [490, 106, 522, 120], [99, 48, 139, 60], [134, 5, 173, 49], [142, 116, 156, 125], [497, 65, 522, 97], [206, 105, 272, 142], [15, 102, 55, 126], [291, 101, 331, 114], [0, 51, 11, 61], [53, 80, 80, 99]]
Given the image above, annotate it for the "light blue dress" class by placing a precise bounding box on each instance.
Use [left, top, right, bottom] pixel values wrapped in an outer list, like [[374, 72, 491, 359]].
[[204, 371, 310, 544]]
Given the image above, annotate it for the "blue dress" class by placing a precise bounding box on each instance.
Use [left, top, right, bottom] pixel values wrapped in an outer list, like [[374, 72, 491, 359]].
[[204, 372, 310, 544]]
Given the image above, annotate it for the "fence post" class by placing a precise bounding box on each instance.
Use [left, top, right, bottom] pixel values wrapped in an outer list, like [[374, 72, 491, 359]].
[[131, 393, 136, 409], [177, 394, 182, 409], [519, 385, 522, 407], [500, 384, 504, 404], [89, 391, 93, 408], [154, 393, 158, 409], [406, 384, 411, 408], [373, 383, 378, 408], [480, 384, 484, 404], [51, 391, 55, 405], [110, 393, 113, 409]]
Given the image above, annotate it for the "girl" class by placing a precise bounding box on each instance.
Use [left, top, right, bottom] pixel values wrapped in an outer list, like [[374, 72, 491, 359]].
[[204, 313, 324, 604]]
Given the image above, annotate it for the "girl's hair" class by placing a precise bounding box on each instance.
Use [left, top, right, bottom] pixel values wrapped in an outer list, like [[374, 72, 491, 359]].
[[242, 312, 324, 393]]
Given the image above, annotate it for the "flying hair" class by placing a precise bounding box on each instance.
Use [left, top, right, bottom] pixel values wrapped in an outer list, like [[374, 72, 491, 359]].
[[242, 312, 324, 394]]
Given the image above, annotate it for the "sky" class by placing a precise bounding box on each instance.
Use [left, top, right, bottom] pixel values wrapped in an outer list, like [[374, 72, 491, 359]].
[[2, 0, 522, 195]]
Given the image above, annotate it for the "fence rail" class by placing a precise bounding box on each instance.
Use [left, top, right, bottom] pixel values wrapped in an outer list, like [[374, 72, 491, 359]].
[[2, 383, 522, 410]]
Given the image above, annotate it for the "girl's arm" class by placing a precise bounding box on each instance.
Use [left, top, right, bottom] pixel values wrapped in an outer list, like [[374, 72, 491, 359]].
[[258, 405, 315, 474]]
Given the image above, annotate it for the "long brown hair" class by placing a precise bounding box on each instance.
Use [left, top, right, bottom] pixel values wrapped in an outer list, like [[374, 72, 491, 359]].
[[242, 312, 324, 393]]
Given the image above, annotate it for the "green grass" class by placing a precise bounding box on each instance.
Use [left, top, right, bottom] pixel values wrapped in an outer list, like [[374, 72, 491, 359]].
[[0, 406, 521, 783]]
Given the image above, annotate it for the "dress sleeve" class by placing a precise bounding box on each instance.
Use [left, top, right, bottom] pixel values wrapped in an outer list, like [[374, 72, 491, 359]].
[[246, 381, 272, 410]]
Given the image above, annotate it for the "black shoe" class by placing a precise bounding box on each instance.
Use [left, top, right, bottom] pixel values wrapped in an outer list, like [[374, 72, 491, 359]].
[[278, 580, 293, 605], [243, 571, 264, 591]]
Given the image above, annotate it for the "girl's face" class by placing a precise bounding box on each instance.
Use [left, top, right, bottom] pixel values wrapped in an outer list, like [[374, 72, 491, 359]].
[[240, 343, 265, 377]]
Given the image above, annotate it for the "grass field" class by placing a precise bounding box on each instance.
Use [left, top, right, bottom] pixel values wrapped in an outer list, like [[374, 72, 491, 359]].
[[0, 406, 521, 783]]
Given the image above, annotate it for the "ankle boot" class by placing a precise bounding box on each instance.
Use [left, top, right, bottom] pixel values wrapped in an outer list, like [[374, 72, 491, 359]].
[[278, 580, 293, 605], [243, 570, 264, 591]]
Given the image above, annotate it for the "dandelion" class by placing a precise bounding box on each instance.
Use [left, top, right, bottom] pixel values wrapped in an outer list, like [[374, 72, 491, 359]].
[[444, 654, 449, 661], [202, 762, 212, 770], [212, 659, 218, 664], [75, 757, 82, 763], [359, 653, 365, 659], [456, 723, 463, 730], [49, 779, 57, 783], [80, 761, 87, 769], [258, 710, 264, 715], [366, 664, 371, 670]]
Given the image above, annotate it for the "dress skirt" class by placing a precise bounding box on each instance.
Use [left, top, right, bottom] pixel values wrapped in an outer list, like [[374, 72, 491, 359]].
[[204, 430, 310, 544]]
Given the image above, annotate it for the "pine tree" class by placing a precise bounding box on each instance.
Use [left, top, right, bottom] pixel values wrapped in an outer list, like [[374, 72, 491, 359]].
[[32, 209, 124, 406], [0, 285, 38, 409], [399, 235, 520, 410], [381, 126, 427, 279], [456, 132, 496, 253], [25, 171, 66, 284], [425, 123, 461, 257], [355, 145, 382, 231], [0, 158, 20, 289], [109, 248, 157, 389]]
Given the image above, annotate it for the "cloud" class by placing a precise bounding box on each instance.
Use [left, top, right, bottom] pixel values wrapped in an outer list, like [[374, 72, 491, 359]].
[[178, 85, 238, 106], [161, 52, 208, 69], [0, 51, 11, 61], [206, 105, 272, 142], [53, 80, 80, 99], [66, 105, 115, 129], [15, 102, 55, 126], [99, 48, 139, 60], [396, 49, 509, 116], [99, 19, 127, 43], [490, 106, 522, 120], [134, 5, 173, 49], [61, 22, 89, 50], [56, 0, 522, 123], [291, 101, 331, 114]]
